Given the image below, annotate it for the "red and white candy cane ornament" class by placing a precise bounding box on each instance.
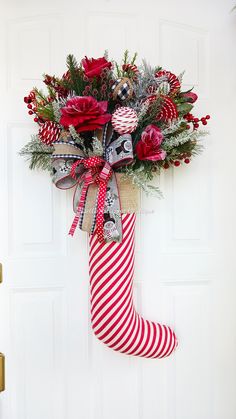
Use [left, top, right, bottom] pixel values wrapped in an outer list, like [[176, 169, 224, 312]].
[[122, 63, 139, 74], [89, 213, 178, 359]]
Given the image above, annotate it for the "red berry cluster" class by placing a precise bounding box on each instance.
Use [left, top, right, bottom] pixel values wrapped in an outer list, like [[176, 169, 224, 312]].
[[24, 91, 40, 123], [82, 69, 112, 100], [185, 113, 210, 130], [163, 153, 192, 169]]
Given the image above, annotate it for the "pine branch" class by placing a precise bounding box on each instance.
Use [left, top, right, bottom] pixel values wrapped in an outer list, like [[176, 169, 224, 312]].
[[131, 52, 138, 65], [123, 49, 129, 65], [19, 135, 53, 171], [122, 165, 162, 197], [162, 119, 186, 135], [37, 104, 55, 121], [114, 61, 122, 78], [162, 129, 208, 152], [66, 54, 85, 95]]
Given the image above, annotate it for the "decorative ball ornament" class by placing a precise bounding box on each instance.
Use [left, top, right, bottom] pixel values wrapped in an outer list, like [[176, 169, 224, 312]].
[[111, 107, 138, 135], [38, 121, 61, 145], [111, 77, 133, 101]]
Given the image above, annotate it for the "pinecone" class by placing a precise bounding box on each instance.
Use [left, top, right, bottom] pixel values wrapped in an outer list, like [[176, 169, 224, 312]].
[[38, 121, 61, 145]]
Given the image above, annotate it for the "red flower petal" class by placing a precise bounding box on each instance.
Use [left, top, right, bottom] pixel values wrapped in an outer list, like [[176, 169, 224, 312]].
[[60, 96, 111, 132]]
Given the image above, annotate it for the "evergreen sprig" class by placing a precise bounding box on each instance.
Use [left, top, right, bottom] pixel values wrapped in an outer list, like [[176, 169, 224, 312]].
[[66, 54, 85, 95], [19, 135, 53, 171]]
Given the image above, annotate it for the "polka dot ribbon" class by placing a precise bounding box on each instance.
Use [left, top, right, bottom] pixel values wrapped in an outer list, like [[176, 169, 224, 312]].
[[69, 156, 112, 242]]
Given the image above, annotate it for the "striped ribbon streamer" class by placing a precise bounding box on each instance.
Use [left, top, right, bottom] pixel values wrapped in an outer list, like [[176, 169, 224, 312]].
[[89, 213, 178, 359], [69, 157, 112, 240]]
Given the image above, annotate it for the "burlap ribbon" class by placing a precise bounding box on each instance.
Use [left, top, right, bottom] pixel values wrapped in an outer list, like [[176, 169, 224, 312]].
[[52, 124, 138, 242]]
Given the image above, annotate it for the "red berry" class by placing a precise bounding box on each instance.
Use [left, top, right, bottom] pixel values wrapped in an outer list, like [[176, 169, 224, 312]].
[[24, 97, 31, 104], [194, 123, 199, 128], [206, 115, 210, 119], [184, 158, 190, 164], [194, 118, 199, 122], [27, 104, 32, 109], [186, 124, 191, 129], [202, 120, 207, 125], [163, 162, 169, 169], [174, 161, 180, 167], [28, 110, 33, 115], [34, 117, 39, 122]]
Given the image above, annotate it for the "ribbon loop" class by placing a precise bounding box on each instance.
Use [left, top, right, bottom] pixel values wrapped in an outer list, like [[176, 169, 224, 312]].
[[52, 124, 134, 242]]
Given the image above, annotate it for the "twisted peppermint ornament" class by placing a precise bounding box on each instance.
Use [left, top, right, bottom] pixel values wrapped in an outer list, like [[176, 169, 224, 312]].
[[89, 213, 178, 358], [155, 70, 181, 94], [157, 97, 178, 121], [111, 107, 138, 135], [38, 121, 61, 145]]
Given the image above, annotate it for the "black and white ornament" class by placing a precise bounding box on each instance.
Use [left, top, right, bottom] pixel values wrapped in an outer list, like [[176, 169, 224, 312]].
[[111, 77, 133, 101]]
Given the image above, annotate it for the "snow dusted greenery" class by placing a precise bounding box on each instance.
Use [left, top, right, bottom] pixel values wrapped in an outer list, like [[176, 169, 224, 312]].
[[162, 129, 209, 152], [122, 165, 163, 198], [19, 135, 53, 171], [52, 101, 61, 123], [68, 125, 84, 147]]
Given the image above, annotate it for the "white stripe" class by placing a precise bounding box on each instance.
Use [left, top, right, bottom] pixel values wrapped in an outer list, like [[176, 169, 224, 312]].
[[91, 238, 134, 310]]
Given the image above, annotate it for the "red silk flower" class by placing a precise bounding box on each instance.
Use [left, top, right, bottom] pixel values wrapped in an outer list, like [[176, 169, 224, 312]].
[[136, 124, 166, 161], [60, 96, 111, 132], [82, 56, 112, 78]]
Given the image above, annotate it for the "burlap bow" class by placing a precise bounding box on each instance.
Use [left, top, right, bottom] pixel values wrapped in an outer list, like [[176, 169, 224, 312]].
[[52, 123, 134, 242]]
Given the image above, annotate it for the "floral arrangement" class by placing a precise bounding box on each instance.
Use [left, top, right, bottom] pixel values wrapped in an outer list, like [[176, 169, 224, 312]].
[[21, 51, 210, 241]]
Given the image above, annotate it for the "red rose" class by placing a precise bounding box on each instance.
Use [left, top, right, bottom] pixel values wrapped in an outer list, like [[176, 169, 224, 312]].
[[136, 125, 166, 161], [181, 92, 198, 103], [82, 56, 112, 78], [60, 96, 111, 132]]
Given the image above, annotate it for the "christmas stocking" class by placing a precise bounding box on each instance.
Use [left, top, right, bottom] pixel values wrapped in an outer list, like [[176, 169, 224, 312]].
[[89, 213, 178, 358]]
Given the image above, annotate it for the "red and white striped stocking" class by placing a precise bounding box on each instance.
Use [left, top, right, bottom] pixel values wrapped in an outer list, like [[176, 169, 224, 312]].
[[89, 213, 178, 359]]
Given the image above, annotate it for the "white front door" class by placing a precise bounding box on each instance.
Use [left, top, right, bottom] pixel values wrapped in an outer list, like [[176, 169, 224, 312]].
[[1, 1, 236, 418]]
